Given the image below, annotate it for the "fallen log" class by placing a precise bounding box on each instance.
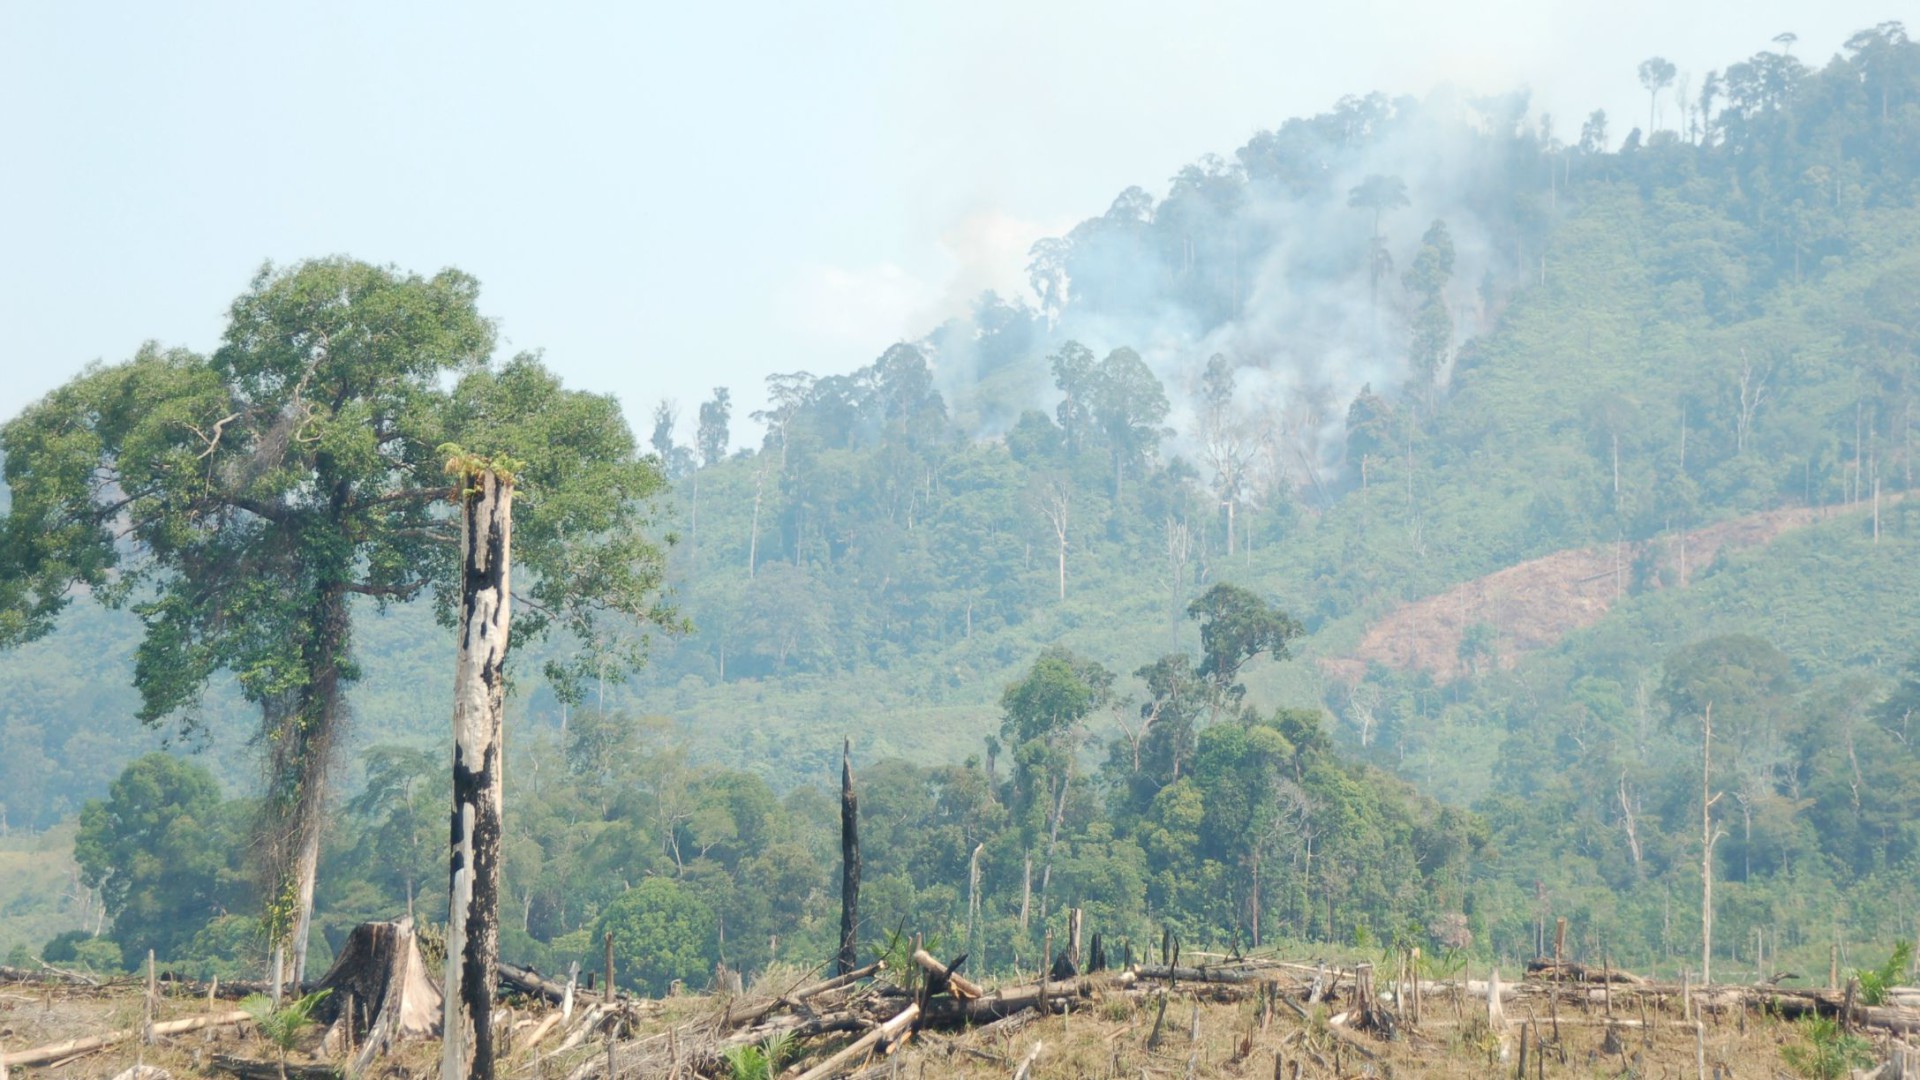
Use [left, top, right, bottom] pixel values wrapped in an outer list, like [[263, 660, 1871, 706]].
[[1322, 1019, 1379, 1059], [0, 963, 104, 988], [911, 949, 982, 1000], [919, 972, 1136, 1025], [1010, 1039, 1043, 1080], [553, 1003, 612, 1054], [1525, 959, 1647, 985], [1, 1009, 253, 1069], [792, 1003, 918, 1080], [1133, 964, 1271, 985], [795, 960, 886, 1002], [721, 960, 887, 1031], [498, 961, 570, 1005], [210, 1054, 343, 1080], [719, 1013, 872, 1053], [7, 948, 563, 1010], [517, 1008, 568, 1052]]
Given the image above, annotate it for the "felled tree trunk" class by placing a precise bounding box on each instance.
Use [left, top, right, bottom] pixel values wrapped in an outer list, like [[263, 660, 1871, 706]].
[[443, 466, 513, 1080]]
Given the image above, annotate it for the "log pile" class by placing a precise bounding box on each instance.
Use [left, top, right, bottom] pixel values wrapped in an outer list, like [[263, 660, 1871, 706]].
[[509, 951, 1920, 1079]]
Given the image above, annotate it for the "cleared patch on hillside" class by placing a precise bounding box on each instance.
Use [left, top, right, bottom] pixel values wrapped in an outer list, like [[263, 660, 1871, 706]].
[[1322, 500, 1887, 684]]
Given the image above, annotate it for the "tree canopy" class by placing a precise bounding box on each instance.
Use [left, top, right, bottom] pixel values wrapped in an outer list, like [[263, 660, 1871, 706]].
[[0, 258, 676, 972]]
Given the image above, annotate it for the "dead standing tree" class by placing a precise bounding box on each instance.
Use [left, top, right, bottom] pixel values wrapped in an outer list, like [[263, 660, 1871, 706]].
[[838, 739, 861, 975], [1701, 703, 1726, 986], [442, 453, 515, 1080], [1033, 473, 1072, 601]]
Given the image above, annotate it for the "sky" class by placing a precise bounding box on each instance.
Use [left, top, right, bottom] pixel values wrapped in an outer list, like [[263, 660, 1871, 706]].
[[0, 1, 1900, 443]]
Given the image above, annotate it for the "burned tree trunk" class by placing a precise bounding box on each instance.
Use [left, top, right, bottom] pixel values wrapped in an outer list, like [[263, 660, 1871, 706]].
[[443, 464, 513, 1080], [838, 739, 861, 975]]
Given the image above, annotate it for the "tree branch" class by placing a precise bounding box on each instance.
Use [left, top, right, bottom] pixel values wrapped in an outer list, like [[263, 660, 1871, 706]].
[[180, 412, 243, 460], [362, 487, 448, 507], [344, 581, 426, 600], [228, 497, 291, 524]]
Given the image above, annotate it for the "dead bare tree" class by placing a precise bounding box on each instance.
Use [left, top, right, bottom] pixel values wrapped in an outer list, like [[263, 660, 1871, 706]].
[[1034, 474, 1072, 601], [442, 458, 514, 1080], [837, 740, 861, 976], [1734, 349, 1770, 455], [1701, 704, 1726, 985], [1618, 773, 1644, 869]]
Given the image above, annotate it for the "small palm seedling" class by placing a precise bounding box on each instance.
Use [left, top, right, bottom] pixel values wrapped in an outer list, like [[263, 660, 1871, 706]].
[[720, 1030, 797, 1080], [240, 989, 332, 1080], [1855, 940, 1914, 1006], [1780, 1015, 1873, 1079]]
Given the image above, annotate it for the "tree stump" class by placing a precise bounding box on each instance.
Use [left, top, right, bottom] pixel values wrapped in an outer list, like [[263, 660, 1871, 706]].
[[314, 919, 443, 1054]]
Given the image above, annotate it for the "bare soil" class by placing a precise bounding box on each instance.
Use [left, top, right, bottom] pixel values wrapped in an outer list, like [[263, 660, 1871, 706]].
[[1321, 500, 1885, 685]]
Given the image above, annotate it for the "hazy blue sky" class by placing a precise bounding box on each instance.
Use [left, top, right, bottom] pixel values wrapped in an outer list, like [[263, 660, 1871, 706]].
[[0, 1, 1897, 440]]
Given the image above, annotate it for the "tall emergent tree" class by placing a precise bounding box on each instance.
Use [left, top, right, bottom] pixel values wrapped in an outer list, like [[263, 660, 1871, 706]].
[[442, 452, 514, 1080], [696, 388, 731, 468], [1403, 219, 1456, 411], [1638, 57, 1678, 133], [1346, 174, 1409, 334], [1089, 347, 1171, 499], [0, 258, 675, 983]]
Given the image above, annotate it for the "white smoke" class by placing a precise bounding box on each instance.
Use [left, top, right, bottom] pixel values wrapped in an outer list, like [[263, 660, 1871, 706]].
[[928, 86, 1540, 478]]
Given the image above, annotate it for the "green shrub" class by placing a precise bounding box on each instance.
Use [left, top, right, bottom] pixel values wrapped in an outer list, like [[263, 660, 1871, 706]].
[[1855, 940, 1914, 1007], [595, 877, 718, 996], [41, 929, 91, 962], [241, 989, 331, 1080], [71, 936, 126, 973], [1781, 1016, 1874, 1080], [174, 914, 266, 981]]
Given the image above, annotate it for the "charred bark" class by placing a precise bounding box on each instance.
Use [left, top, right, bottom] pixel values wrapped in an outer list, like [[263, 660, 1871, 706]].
[[443, 467, 512, 1080], [837, 739, 861, 975]]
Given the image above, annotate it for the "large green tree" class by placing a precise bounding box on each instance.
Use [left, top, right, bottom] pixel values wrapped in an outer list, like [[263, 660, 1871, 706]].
[[1089, 347, 1171, 499], [1187, 583, 1303, 701], [597, 876, 719, 995], [0, 258, 675, 982], [75, 753, 248, 964], [1402, 219, 1456, 411]]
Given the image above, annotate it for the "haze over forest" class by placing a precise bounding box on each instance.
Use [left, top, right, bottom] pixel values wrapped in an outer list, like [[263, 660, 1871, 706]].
[[2, 13, 1919, 1007]]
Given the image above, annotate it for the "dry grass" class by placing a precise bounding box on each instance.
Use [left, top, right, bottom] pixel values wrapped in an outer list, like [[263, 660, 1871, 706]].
[[795, 995, 1807, 1079]]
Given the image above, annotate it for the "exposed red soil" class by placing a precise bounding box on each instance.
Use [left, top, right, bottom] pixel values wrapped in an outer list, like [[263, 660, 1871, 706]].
[[1321, 500, 1885, 685]]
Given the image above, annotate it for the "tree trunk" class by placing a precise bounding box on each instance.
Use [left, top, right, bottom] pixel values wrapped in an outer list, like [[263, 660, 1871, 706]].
[[1037, 767, 1071, 929], [1251, 854, 1262, 949], [837, 739, 860, 975], [966, 843, 984, 966], [1020, 854, 1032, 931], [1701, 704, 1720, 987], [443, 467, 512, 1080], [287, 825, 323, 988], [748, 457, 768, 579], [274, 583, 351, 990]]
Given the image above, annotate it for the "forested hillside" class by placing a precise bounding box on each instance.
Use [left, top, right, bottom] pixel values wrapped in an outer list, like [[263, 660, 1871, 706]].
[[4, 23, 1919, 989]]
